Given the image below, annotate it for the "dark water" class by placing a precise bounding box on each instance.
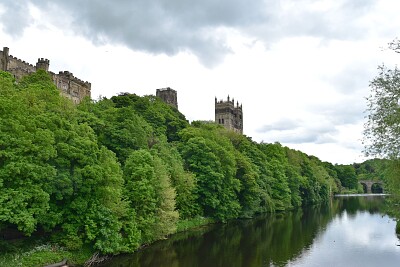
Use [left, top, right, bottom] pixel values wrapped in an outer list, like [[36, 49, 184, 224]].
[[101, 195, 400, 267]]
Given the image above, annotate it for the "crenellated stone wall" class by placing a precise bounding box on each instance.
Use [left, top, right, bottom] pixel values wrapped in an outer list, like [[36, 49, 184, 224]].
[[53, 71, 91, 104], [156, 87, 178, 109], [0, 47, 91, 104], [1, 47, 36, 80], [215, 96, 243, 134]]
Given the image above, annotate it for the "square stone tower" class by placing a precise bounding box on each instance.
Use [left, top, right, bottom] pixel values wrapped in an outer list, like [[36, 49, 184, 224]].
[[215, 95, 243, 134], [156, 87, 178, 109]]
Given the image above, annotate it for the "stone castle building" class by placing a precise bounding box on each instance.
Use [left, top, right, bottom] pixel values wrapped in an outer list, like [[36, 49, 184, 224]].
[[156, 87, 178, 109], [215, 96, 243, 134], [0, 47, 244, 132], [0, 47, 91, 104]]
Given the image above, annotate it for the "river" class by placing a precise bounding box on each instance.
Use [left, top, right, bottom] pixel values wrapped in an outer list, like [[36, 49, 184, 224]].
[[99, 195, 400, 267]]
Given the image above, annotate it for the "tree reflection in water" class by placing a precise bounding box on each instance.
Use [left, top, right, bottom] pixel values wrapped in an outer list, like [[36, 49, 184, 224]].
[[99, 196, 400, 267]]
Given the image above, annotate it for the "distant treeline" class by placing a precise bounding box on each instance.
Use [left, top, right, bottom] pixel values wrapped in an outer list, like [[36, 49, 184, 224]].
[[0, 70, 386, 254], [336, 158, 389, 192]]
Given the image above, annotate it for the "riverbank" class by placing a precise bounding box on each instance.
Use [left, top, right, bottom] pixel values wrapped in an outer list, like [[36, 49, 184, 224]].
[[0, 242, 94, 267], [1, 194, 389, 267], [93, 195, 400, 267], [0, 217, 216, 267], [334, 193, 389, 197]]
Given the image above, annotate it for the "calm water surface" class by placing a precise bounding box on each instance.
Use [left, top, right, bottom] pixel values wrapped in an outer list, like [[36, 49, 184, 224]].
[[101, 195, 400, 267]]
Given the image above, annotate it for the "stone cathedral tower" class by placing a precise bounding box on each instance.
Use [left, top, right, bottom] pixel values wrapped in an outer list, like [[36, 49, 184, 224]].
[[215, 95, 243, 134]]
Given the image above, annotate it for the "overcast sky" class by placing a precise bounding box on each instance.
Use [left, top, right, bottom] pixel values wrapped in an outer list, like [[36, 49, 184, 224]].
[[1, 0, 399, 164]]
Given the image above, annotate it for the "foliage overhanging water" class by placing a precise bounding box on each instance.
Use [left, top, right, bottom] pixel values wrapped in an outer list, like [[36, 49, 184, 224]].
[[99, 195, 400, 267]]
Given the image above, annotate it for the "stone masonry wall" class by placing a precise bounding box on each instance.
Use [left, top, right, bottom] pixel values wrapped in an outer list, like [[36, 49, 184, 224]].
[[215, 96, 243, 134], [156, 87, 178, 109], [0, 47, 91, 104]]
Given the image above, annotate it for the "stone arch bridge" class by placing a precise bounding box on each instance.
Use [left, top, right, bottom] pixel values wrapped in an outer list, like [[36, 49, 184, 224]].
[[359, 180, 384, 193]]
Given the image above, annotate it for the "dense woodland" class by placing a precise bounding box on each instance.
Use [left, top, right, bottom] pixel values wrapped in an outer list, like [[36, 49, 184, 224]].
[[0, 70, 389, 255]]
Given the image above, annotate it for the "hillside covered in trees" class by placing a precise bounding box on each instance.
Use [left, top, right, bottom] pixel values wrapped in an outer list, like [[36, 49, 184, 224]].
[[0, 70, 386, 263]]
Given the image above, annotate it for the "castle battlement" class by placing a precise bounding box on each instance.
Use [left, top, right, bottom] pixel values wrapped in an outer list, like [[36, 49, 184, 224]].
[[215, 98, 242, 108], [14, 59, 33, 68], [59, 70, 72, 75], [215, 95, 243, 134], [1, 46, 91, 104], [7, 55, 35, 69], [37, 58, 49, 63], [58, 71, 91, 86], [156, 87, 178, 109], [157, 87, 175, 92]]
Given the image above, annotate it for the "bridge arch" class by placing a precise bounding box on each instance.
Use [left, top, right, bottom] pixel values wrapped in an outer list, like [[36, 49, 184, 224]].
[[359, 180, 384, 193]]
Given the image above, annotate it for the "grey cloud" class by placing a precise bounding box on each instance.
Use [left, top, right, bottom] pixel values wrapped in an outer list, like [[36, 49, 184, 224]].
[[1, 1, 32, 36], [325, 102, 365, 124], [1, 0, 379, 66], [315, 134, 336, 144], [307, 62, 373, 126], [249, 0, 377, 44], [323, 63, 376, 95], [257, 118, 301, 132], [307, 96, 366, 126], [341, 141, 363, 151], [286, 125, 337, 144], [270, 128, 337, 144], [258, 117, 338, 144], [279, 132, 316, 144], [31, 0, 267, 67]]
